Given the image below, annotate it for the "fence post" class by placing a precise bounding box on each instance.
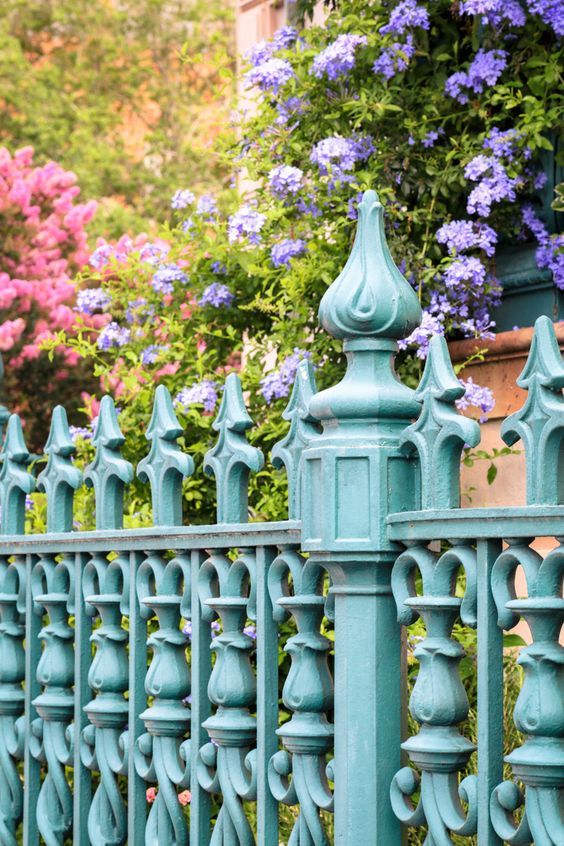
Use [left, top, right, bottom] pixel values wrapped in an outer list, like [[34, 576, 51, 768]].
[[301, 190, 422, 845]]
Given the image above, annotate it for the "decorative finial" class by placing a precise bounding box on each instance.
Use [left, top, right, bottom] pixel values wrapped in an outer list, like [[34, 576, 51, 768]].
[[0, 414, 35, 534], [204, 373, 264, 523], [84, 396, 134, 529], [400, 335, 480, 510], [501, 315, 564, 504], [272, 359, 320, 519], [137, 385, 194, 526], [37, 406, 82, 532], [318, 189, 421, 341]]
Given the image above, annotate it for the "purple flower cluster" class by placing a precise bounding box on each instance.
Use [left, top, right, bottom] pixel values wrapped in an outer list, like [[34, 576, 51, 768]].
[[275, 96, 306, 126], [89, 243, 114, 270], [139, 242, 170, 266], [271, 238, 307, 268], [196, 195, 218, 219], [380, 0, 430, 34], [245, 27, 298, 67], [398, 311, 445, 359], [261, 348, 312, 403], [246, 58, 295, 94], [97, 322, 131, 350], [175, 380, 219, 414], [268, 164, 303, 198], [313, 34, 368, 81], [436, 221, 498, 256], [199, 283, 235, 307], [140, 345, 166, 365], [310, 134, 374, 180], [125, 297, 152, 324], [75, 287, 112, 315], [69, 425, 93, 443], [464, 155, 517, 217], [445, 49, 508, 104], [459, 0, 526, 27], [228, 205, 266, 246], [484, 127, 521, 160], [522, 205, 564, 290], [171, 189, 195, 210], [151, 263, 188, 294], [373, 35, 415, 79], [527, 0, 564, 36], [456, 377, 495, 423]]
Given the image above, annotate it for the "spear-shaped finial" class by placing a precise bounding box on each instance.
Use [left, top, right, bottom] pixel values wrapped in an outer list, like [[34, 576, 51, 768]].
[[84, 396, 134, 529], [0, 414, 35, 534], [318, 189, 421, 341], [137, 385, 194, 526], [501, 315, 564, 504], [272, 359, 320, 519], [204, 373, 264, 523], [400, 335, 480, 510], [37, 406, 82, 532]]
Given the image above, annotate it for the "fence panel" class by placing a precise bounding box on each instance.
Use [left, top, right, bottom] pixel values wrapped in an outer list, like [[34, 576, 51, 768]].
[[0, 189, 562, 844]]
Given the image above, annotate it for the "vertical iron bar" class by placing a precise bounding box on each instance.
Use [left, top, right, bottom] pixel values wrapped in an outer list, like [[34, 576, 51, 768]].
[[128, 549, 147, 844], [73, 551, 92, 846], [255, 545, 278, 846], [190, 549, 211, 845], [476, 537, 504, 845], [23, 553, 40, 846]]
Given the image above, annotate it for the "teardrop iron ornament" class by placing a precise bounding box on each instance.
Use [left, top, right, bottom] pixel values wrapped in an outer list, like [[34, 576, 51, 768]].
[[318, 189, 421, 341]]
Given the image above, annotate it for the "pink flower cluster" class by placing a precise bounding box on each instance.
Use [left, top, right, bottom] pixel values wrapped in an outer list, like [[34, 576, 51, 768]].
[[0, 146, 97, 368]]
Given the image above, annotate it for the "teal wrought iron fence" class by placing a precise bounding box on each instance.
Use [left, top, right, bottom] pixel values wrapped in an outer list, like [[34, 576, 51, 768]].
[[0, 190, 562, 845]]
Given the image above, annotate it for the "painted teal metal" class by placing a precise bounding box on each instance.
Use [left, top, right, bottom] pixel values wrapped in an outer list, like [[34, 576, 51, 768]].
[[0, 189, 562, 845]]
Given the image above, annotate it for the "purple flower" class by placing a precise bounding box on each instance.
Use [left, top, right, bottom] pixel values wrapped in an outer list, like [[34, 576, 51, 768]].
[[464, 156, 517, 217], [422, 130, 440, 148], [445, 49, 508, 103], [199, 283, 235, 307], [171, 189, 195, 210], [271, 238, 307, 268], [484, 127, 521, 160], [456, 377, 495, 422], [373, 35, 416, 79], [197, 195, 218, 219], [534, 171, 548, 190], [89, 244, 114, 270], [69, 425, 93, 443], [175, 380, 219, 415], [246, 58, 295, 94], [313, 34, 368, 81], [527, 0, 564, 36], [459, 0, 526, 27], [398, 311, 445, 358], [246, 40, 273, 67], [228, 205, 267, 246], [436, 221, 498, 256], [310, 134, 374, 178], [97, 322, 131, 350], [261, 349, 312, 403], [211, 261, 227, 274], [126, 298, 151, 324], [273, 26, 299, 50], [381, 0, 430, 34], [152, 263, 188, 294], [139, 242, 170, 266], [141, 345, 166, 365], [444, 256, 487, 289], [243, 624, 257, 639], [75, 288, 112, 315], [522, 204, 564, 290], [268, 165, 303, 198], [275, 96, 307, 125]]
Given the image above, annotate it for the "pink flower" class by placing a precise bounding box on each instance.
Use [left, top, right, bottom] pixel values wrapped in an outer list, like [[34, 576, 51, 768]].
[[146, 788, 157, 804], [0, 318, 25, 351], [178, 790, 191, 806]]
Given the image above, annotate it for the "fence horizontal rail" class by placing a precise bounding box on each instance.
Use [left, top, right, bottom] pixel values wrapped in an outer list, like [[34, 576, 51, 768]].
[[0, 520, 301, 554], [387, 506, 564, 541]]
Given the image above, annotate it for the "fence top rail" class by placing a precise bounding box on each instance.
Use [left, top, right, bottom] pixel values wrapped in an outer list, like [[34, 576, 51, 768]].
[[0, 518, 300, 554], [387, 505, 564, 542]]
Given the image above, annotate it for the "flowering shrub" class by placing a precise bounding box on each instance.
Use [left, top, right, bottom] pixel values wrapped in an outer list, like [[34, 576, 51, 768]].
[[0, 146, 100, 450], [48, 0, 561, 520]]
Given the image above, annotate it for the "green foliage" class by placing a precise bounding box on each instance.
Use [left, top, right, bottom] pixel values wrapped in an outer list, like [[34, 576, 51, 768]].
[[0, 0, 234, 237]]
